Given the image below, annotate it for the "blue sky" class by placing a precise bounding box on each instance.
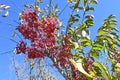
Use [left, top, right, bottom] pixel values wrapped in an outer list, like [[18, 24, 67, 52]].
[[0, 0, 120, 80]]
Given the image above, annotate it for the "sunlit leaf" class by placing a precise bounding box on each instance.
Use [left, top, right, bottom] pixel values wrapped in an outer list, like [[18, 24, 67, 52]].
[[86, 19, 94, 26], [30, 62, 35, 69], [82, 0, 87, 6], [2, 11, 9, 17], [108, 14, 116, 20], [108, 23, 117, 27], [90, 0, 98, 4], [90, 51, 99, 60], [86, 6, 94, 12], [68, 27, 74, 35], [98, 29, 108, 36], [82, 30, 86, 37], [4, 6, 10, 10], [70, 41, 79, 49], [36, 0, 42, 4], [25, 57, 29, 62], [0, 4, 6, 8], [93, 62, 111, 80], [85, 15, 94, 19], [115, 68, 120, 73], [12, 31, 16, 37], [69, 58, 93, 78]]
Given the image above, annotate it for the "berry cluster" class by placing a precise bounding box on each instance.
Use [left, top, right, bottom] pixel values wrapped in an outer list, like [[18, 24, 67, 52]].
[[16, 9, 89, 80], [55, 36, 71, 68], [16, 41, 27, 54], [85, 55, 94, 72], [16, 9, 58, 59]]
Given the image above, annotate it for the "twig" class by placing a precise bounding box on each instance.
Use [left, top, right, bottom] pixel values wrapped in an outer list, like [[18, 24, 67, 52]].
[[29, 62, 33, 80], [9, 0, 22, 11], [0, 35, 18, 43], [9, 10, 19, 16], [48, 0, 52, 16], [0, 21, 23, 40], [47, 54, 68, 79], [65, 9, 75, 35], [81, 10, 86, 23], [58, 3, 69, 17], [0, 21, 17, 28], [12, 57, 20, 80], [0, 50, 13, 55]]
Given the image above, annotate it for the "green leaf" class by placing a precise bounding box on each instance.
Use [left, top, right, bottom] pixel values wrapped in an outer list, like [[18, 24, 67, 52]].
[[108, 23, 117, 27], [80, 37, 92, 47], [2, 11, 9, 17], [75, 23, 87, 35], [90, 0, 98, 4], [74, 0, 80, 8], [85, 15, 94, 19], [75, 6, 84, 11], [98, 29, 108, 36], [86, 6, 95, 12], [69, 14, 75, 22], [30, 62, 35, 69], [111, 20, 117, 23], [86, 19, 94, 26], [12, 31, 16, 37], [110, 32, 118, 38], [90, 51, 99, 60], [68, 27, 74, 35], [92, 47, 102, 51], [74, 14, 80, 18], [82, 0, 88, 6], [36, 0, 42, 4], [79, 22, 87, 30], [70, 41, 79, 49], [69, 58, 93, 79], [93, 62, 112, 80], [108, 14, 116, 20]]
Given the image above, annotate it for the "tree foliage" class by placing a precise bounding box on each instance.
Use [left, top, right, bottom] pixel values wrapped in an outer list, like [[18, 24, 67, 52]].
[[1, 0, 120, 80]]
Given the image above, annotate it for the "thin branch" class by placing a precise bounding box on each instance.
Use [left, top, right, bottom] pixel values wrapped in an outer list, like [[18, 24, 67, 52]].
[[9, 0, 22, 11], [47, 54, 68, 79], [29, 62, 33, 80], [0, 35, 18, 43], [48, 0, 52, 16], [58, 3, 69, 17], [12, 57, 20, 80], [0, 21, 17, 28], [81, 10, 86, 23], [81, 4, 89, 23], [0, 50, 13, 55], [25, 0, 29, 5], [9, 10, 19, 16], [0, 21, 23, 40], [65, 9, 75, 35]]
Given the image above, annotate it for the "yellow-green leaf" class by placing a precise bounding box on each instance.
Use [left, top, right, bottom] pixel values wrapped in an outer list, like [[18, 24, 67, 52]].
[[69, 58, 93, 79], [93, 62, 111, 80]]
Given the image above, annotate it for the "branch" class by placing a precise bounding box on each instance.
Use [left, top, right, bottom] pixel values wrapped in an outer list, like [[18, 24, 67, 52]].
[[9, 0, 22, 11], [47, 54, 69, 79], [58, 3, 69, 17], [0, 35, 18, 43], [12, 57, 20, 80], [0, 50, 13, 55]]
